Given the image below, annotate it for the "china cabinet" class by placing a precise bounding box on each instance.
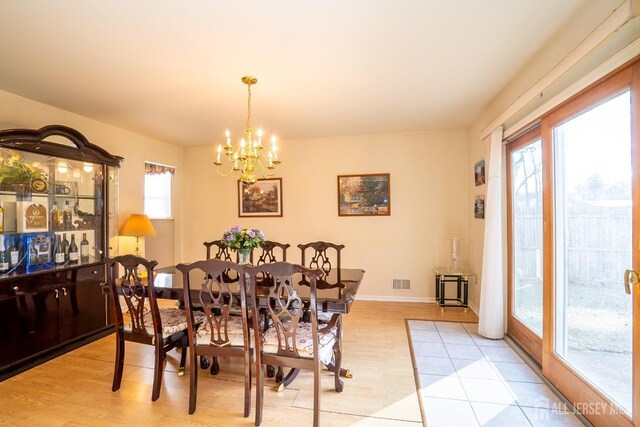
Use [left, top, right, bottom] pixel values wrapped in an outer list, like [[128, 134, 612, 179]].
[[0, 125, 122, 377]]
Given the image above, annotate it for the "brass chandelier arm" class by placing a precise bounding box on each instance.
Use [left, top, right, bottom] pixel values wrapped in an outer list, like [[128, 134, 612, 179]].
[[215, 163, 238, 177], [256, 158, 278, 178]]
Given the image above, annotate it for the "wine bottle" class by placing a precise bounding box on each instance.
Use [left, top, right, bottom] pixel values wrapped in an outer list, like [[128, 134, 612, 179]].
[[69, 234, 79, 263], [54, 235, 65, 265], [63, 201, 73, 230], [29, 240, 38, 265], [50, 201, 61, 230], [62, 233, 70, 262], [80, 232, 90, 263], [0, 235, 9, 273], [9, 236, 19, 268], [0, 201, 4, 233]]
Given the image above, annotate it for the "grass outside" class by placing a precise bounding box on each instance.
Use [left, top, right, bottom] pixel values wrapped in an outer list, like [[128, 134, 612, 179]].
[[514, 278, 632, 354]]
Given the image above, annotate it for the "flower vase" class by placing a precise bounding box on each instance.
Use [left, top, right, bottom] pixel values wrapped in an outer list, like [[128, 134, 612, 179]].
[[447, 236, 463, 272], [238, 248, 251, 264]]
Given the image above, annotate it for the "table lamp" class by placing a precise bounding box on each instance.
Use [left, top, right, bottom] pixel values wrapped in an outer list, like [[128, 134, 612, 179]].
[[120, 213, 157, 256]]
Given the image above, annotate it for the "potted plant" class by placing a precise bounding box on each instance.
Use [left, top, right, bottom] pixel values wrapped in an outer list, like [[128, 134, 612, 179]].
[[0, 153, 48, 194]]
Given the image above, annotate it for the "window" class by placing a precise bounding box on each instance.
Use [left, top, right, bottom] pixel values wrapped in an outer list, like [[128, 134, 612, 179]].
[[144, 162, 174, 219]]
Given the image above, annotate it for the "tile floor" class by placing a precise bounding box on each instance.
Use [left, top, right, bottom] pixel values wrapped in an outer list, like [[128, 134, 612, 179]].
[[408, 320, 586, 427]]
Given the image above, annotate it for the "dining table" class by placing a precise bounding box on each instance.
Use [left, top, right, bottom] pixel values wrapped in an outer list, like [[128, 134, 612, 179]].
[[151, 264, 366, 390]]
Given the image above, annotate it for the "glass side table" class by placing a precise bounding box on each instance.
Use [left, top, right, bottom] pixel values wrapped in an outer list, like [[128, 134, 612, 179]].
[[433, 267, 475, 311]]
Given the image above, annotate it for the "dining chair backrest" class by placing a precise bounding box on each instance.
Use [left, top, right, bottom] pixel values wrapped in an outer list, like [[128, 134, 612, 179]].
[[253, 240, 291, 265], [176, 259, 253, 415], [177, 259, 248, 348], [244, 261, 325, 426], [297, 241, 345, 274], [203, 240, 233, 261], [107, 254, 160, 341]]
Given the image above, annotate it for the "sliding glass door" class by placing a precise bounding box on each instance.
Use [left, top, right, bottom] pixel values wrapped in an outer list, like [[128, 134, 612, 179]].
[[507, 63, 640, 426], [552, 88, 633, 414], [507, 127, 544, 362]]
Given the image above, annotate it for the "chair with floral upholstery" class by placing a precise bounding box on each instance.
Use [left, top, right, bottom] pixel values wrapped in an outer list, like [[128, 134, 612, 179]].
[[296, 241, 349, 389], [244, 262, 337, 427], [108, 254, 193, 401], [176, 258, 253, 416]]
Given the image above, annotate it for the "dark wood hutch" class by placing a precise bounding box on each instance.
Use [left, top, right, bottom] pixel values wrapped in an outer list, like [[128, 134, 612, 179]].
[[0, 125, 122, 379]]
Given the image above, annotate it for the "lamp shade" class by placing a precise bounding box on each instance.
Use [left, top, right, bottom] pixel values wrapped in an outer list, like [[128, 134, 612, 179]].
[[120, 214, 157, 237]]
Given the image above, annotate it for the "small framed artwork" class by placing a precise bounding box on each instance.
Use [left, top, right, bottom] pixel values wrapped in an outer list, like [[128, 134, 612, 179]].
[[474, 195, 485, 219], [238, 178, 283, 217], [338, 173, 390, 216], [474, 160, 485, 186]]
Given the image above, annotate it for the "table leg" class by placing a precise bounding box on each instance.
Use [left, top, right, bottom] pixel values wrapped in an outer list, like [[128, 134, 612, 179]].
[[440, 278, 445, 310], [274, 368, 301, 391], [435, 274, 440, 303], [325, 364, 352, 378], [463, 279, 469, 311], [457, 277, 461, 300]]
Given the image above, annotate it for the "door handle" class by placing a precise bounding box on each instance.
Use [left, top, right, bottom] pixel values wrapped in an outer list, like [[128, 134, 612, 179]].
[[62, 287, 67, 296], [623, 269, 639, 295], [55, 289, 59, 299]]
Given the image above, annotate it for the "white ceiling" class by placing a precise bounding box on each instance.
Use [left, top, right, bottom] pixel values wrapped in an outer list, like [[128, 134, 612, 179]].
[[0, 1, 587, 147]]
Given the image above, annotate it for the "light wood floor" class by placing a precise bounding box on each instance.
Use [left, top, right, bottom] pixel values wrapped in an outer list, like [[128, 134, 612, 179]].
[[0, 302, 477, 426]]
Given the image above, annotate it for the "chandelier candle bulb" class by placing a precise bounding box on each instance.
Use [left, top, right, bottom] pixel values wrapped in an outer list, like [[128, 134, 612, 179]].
[[239, 139, 247, 160], [271, 138, 280, 164], [215, 144, 222, 165]]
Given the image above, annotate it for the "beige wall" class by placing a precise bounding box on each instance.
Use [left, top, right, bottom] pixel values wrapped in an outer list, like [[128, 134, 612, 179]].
[[465, 0, 633, 311], [182, 130, 469, 300], [0, 89, 184, 260]]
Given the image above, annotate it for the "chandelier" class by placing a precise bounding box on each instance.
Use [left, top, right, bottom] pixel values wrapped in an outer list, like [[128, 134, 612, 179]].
[[214, 76, 281, 184]]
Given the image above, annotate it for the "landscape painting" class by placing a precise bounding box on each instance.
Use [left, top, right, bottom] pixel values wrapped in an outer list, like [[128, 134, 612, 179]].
[[338, 174, 390, 216], [238, 178, 283, 217]]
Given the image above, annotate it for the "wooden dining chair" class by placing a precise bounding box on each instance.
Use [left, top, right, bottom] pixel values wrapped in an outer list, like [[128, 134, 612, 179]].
[[297, 241, 345, 274], [176, 259, 253, 416], [253, 240, 290, 265], [296, 241, 350, 390], [203, 240, 233, 261], [107, 254, 191, 402], [244, 262, 339, 427]]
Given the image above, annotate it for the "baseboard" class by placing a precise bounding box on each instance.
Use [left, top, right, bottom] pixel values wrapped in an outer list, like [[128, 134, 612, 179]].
[[468, 300, 479, 315], [356, 295, 436, 303]]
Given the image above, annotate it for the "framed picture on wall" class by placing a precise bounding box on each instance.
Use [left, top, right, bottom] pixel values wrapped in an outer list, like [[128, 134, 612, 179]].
[[338, 173, 390, 216], [238, 178, 283, 217], [474, 160, 486, 186], [474, 195, 485, 219]]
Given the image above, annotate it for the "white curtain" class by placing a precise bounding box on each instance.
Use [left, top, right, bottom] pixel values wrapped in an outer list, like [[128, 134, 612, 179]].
[[478, 126, 505, 339]]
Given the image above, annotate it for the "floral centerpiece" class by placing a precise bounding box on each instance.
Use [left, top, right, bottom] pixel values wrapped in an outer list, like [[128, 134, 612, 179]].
[[222, 225, 265, 264]]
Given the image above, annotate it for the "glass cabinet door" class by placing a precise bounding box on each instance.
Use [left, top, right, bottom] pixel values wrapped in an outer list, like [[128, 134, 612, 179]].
[[0, 149, 105, 274], [107, 165, 119, 257]]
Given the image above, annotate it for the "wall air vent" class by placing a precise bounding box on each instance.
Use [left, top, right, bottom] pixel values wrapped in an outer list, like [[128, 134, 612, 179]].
[[392, 279, 410, 290]]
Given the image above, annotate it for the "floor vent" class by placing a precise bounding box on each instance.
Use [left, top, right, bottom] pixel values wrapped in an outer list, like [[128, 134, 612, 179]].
[[392, 279, 410, 290]]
